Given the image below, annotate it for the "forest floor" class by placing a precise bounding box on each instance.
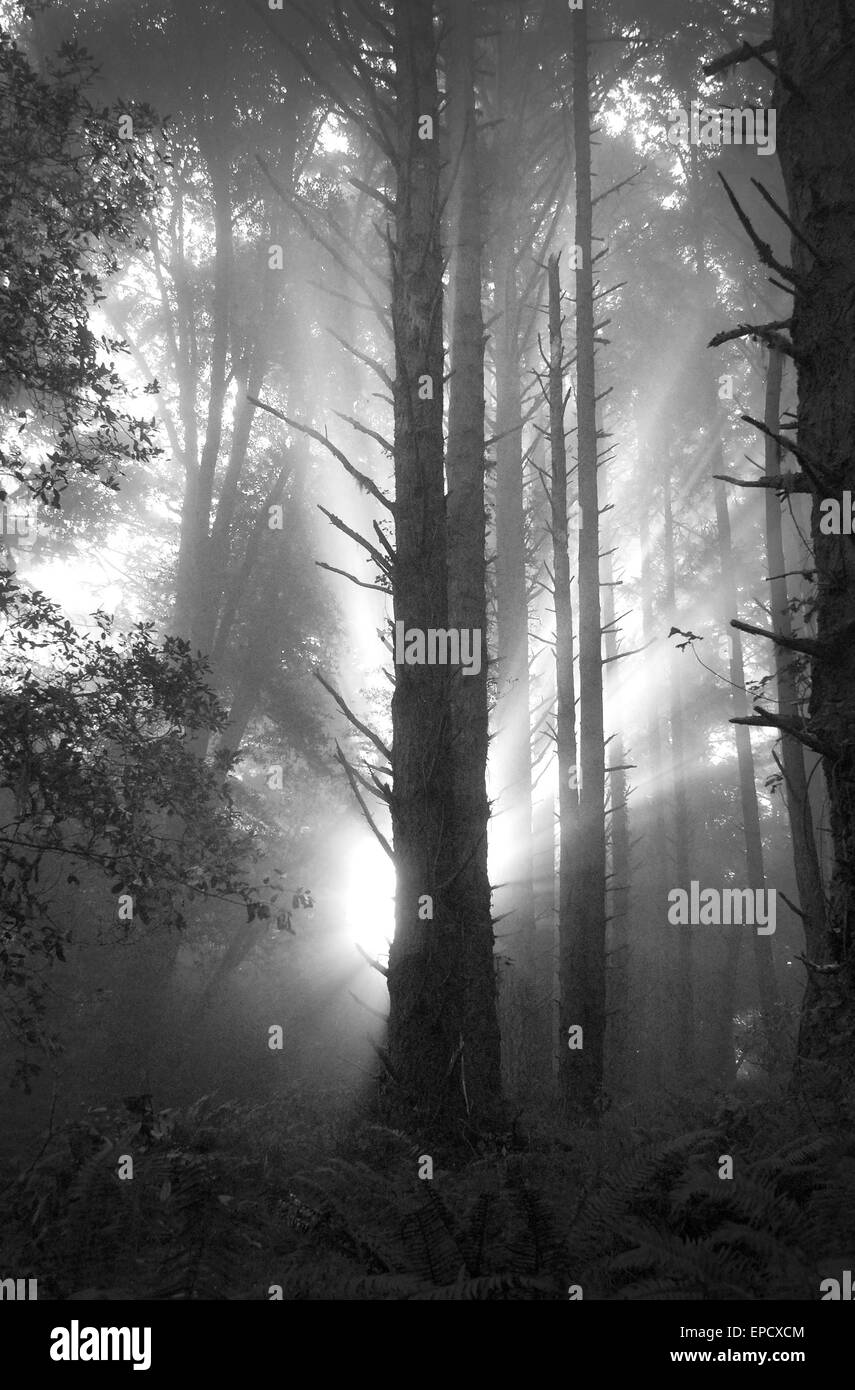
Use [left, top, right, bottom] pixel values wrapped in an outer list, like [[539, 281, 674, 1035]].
[[1, 1074, 854, 1300]]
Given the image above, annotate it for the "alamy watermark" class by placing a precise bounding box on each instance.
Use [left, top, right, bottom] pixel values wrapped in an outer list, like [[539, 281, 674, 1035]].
[[819, 491, 855, 535], [394, 621, 482, 677], [0, 1276, 37, 1299], [0, 503, 48, 546], [50, 1321, 151, 1371], [667, 882, 776, 935], [667, 101, 776, 157], [821, 1270, 853, 1300]]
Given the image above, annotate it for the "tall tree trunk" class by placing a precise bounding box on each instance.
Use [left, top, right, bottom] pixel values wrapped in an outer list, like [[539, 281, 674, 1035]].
[[547, 255, 580, 1102], [493, 239, 536, 938], [171, 184, 202, 643], [531, 782, 557, 1080], [493, 229, 538, 1082], [687, 138, 779, 1072], [178, 130, 232, 657], [663, 467, 694, 1082], [602, 550, 630, 1096], [567, 5, 607, 1112], [762, 348, 825, 987], [638, 494, 668, 1091], [491, 14, 537, 959], [444, 0, 502, 1114], [713, 472, 778, 1081], [385, 0, 499, 1128], [771, 4, 855, 1065]]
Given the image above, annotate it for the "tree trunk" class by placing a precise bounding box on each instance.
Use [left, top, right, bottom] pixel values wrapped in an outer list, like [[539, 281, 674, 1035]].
[[443, 0, 502, 1114], [547, 255, 580, 1103], [567, 5, 607, 1113], [493, 235, 536, 953], [686, 136, 780, 1073], [177, 131, 232, 658], [663, 468, 694, 1082], [492, 226, 539, 1088], [762, 348, 825, 982], [385, 0, 500, 1129], [602, 550, 631, 1097], [712, 472, 778, 1081], [638, 494, 668, 1091], [772, 2, 855, 1066]]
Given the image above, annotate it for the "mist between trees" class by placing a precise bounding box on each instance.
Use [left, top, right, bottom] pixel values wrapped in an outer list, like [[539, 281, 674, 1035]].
[[0, 0, 854, 1304]]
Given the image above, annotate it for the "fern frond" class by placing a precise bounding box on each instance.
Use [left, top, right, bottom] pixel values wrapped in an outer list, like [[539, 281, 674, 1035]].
[[400, 1195, 462, 1285]]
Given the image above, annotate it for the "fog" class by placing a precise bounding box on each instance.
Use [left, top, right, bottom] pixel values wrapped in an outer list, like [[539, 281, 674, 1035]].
[[1, 0, 854, 1316]]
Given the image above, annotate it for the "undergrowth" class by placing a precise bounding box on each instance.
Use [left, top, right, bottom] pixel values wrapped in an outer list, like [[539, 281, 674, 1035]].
[[1, 1083, 853, 1300]]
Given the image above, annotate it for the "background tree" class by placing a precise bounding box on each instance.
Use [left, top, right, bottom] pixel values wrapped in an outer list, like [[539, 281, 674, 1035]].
[[0, 30, 163, 507]]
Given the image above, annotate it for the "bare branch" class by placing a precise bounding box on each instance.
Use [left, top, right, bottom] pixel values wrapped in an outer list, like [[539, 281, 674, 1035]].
[[603, 642, 650, 666], [334, 740, 388, 805], [356, 941, 391, 975], [318, 505, 391, 577], [591, 164, 646, 208], [348, 175, 394, 213], [316, 560, 390, 592], [315, 673, 392, 762], [372, 520, 396, 562], [703, 36, 775, 78], [740, 413, 831, 492], [709, 320, 795, 357], [249, 395, 393, 513], [333, 411, 393, 455], [249, 0, 393, 157], [730, 710, 832, 757], [750, 178, 827, 265], [307, 280, 378, 317], [348, 989, 388, 1021], [796, 953, 843, 976], [715, 472, 810, 495], [328, 0, 396, 142], [326, 328, 395, 393], [256, 156, 392, 331], [717, 172, 797, 284], [730, 618, 820, 657]]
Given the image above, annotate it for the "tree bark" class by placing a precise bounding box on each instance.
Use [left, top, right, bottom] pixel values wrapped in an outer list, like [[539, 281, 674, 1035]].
[[762, 348, 826, 974], [444, 0, 502, 1114], [686, 130, 781, 1071], [772, 2, 855, 1065], [385, 0, 500, 1128], [567, 5, 607, 1113], [638, 495, 669, 1091], [713, 472, 779, 1080], [493, 231, 537, 979], [663, 468, 694, 1082], [602, 550, 631, 1096], [547, 255, 580, 1103]]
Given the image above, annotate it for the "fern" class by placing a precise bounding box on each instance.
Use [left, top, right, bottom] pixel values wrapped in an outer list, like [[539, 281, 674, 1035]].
[[5, 1087, 851, 1301], [414, 1272, 558, 1301], [505, 1180, 560, 1274], [400, 1189, 462, 1285], [460, 1192, 498, 1276], [606, 1223, 757, 1299]]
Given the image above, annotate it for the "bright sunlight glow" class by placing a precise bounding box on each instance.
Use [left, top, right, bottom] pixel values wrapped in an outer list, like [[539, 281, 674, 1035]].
[[346, 836, 395, 965]]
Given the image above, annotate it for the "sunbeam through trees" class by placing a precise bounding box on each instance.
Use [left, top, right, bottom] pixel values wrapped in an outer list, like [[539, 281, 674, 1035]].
[[1, 0, 855, 1347]]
